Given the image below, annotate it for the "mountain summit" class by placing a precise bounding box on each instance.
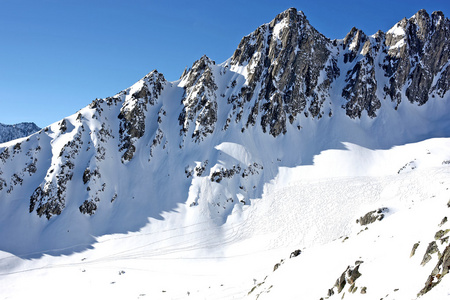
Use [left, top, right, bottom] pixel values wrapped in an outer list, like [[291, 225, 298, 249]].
[[1, 6, 449, 239]]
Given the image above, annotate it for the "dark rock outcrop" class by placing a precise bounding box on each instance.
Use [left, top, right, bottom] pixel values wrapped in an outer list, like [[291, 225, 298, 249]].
[[231, 8, 333, 136], [418, 245, 450, 296], [179, 55, 218, 143], [118, 71, 166, 162], [356, 208, 389, 226]]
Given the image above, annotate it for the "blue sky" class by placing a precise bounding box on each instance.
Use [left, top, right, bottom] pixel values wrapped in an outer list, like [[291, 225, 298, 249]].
[[1, 0, 449, 128]]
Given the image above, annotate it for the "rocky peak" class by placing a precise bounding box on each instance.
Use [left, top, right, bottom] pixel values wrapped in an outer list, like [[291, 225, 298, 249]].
[[229, 7, 332, 136], [343, 27, 367, 49], [343, 27, 368, 63], [179, 55, 218, 143], [230, 7, 315, 66], [181, 55, 216, 89], [118, 70, 166, 162], [382, 10, 449, 105], [413, 9, 432, 36]]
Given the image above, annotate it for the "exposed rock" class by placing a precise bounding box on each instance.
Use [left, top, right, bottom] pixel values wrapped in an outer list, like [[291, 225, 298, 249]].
[[418, 245, 450, 297], [435, 229, 450, 240], [179, 55, 218, 143], [273, 259, 284, 272], [118, 71, 166, 162], [335, 270, 347, 293], [290, 249, 301, 258], [326, 263, 363, 298], [356, 208, 389, 226], [231, 8, 333, 136], [347, 265, 361, 284], [421, 241, 439, 266], [342, 29, 381, 118], [384, 10, 450, 105], [410, 242, 420, 257], [79, 200, 97, 216]]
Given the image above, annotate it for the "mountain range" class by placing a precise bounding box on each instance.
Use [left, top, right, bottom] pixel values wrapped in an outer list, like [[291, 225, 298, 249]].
[[0, 8, 449, 299], [0, 122, 40, 144]]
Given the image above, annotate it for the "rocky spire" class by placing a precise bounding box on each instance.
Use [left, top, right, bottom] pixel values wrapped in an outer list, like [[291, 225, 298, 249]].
[[230, 7, 334, 136]]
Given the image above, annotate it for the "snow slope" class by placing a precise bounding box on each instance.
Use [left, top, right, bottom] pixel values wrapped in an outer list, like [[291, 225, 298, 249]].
[[1, 138, 450, 299]]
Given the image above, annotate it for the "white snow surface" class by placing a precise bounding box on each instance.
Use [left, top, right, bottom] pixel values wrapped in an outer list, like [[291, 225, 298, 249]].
[[1, 137, 450, 299], [387, 22, 406, 36]]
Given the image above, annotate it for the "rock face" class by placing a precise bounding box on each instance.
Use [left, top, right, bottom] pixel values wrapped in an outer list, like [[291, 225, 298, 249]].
[[118, 71, 166, 162], [178, 55, 218, 143], [0, 122, 40, 144], [383, 10, 450, 105], [0, 8, 449, 227], [327, 263, 363, 296], [356, 208, 389, 226], [230, 8, 334, 135]]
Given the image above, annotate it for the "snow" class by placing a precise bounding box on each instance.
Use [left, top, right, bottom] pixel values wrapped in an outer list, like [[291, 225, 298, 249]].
[[272, 18, 288, 40], [1, 137, 450, 299], [387, 23, 406, 36], [215, 142, 253, 165]]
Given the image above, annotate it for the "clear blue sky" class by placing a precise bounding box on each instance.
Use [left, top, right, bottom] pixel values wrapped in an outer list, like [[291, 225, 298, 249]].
[[1, 0, 449, 128]]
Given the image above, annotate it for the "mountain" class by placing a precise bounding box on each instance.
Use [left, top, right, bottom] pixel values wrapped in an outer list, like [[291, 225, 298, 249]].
[[0, 8, 449, 300], [0, 122, 40, 144]]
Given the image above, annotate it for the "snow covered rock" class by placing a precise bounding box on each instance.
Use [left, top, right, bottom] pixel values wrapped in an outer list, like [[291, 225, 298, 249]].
[[0, 122, 40, 144]]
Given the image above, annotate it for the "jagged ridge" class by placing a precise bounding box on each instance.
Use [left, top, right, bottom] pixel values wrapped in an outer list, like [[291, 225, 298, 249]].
[[0, 122, 41, 144], [0, 8, 449, 238]]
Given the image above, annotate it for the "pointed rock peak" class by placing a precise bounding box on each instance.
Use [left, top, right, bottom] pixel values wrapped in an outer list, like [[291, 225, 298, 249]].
[[181, 55, 216, 88], [184, 55, 215, 77], [231, 8, 325, 66], [180, 66, 189, 79], [431, 11, 448, 28], [198, 54, 215, 65], [343, 27, 367, 50], [269, 7, 309, 30], [413, 9, 430, 20], [372, 29, 385, 39], [410, 9, 432, 30], [143, 69, 166, 83], [431, 10, 445, 20], [274, 7, 306, 19]]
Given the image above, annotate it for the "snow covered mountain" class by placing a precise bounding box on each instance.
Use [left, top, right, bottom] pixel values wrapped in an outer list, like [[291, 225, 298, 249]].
[[1, 8, 450, 299], [0, 122, 40, 144]]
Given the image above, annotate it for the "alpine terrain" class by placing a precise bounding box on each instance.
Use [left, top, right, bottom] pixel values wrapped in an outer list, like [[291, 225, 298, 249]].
[[1, 8, 450, 299], [0, 122, 40, 144]]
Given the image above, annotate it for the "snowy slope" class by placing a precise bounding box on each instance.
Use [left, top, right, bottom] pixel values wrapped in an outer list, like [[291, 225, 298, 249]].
[[0, 7, 450, 300], [1, 138, 450, 299]]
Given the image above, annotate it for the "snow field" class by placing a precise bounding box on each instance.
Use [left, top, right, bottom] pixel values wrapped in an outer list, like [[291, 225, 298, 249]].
[[2, 137, 450, 299]]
